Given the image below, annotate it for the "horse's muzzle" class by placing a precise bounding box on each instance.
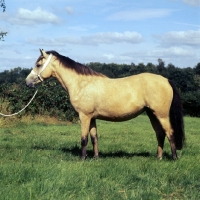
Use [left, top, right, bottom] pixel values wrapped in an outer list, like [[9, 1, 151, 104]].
[[25, 80, 35, 88]]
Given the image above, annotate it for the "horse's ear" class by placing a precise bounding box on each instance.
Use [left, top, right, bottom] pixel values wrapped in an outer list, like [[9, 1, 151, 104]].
[[39, 49, 43, 54], [39, 49, 48, 57]]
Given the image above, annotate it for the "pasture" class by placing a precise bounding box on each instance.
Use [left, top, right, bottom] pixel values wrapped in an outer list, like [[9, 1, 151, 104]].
[[0, 115, 199, 199]]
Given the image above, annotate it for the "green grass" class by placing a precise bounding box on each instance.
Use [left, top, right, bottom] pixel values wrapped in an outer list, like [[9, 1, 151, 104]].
[[0, 115, 200, 199]]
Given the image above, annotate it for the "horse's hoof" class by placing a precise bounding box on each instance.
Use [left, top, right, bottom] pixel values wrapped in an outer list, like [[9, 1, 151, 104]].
[[172, 156, 178, 160], [93, 155, 99, 159], [81, 155, 87, 160], [157, 156, 162, 160]]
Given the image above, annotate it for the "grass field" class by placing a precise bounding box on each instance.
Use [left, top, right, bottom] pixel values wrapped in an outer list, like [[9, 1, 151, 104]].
[[0, 115, 200, 200]]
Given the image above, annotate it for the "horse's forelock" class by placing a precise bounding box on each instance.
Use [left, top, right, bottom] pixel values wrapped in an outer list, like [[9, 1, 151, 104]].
[[35, 50, 58, 65]]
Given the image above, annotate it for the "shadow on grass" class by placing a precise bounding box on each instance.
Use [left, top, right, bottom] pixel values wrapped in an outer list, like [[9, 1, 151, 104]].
[[32, 145, 172, 160], [60, 145, 172, 160]]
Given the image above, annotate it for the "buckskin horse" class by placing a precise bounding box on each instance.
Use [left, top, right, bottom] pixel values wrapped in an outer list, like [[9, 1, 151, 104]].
[[26, 49, 185, 160]]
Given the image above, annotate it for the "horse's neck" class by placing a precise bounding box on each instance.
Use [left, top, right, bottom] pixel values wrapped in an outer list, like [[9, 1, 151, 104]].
[[54, 67, 77, 91]]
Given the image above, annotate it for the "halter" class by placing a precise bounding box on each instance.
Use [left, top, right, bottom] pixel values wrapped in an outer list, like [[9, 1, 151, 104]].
[[31, 54, 53, 82]]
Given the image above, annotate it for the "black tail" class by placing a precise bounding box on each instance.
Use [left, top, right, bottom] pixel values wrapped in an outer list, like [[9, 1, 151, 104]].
[[168, 80, 185, 150]]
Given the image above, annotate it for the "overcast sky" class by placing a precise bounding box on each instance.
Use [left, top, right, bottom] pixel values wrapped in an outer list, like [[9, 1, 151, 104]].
[[0, 0, 200, 72]]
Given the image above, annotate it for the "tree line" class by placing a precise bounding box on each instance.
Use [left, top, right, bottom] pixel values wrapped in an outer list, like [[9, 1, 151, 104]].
[[0, 59, 200, 121]]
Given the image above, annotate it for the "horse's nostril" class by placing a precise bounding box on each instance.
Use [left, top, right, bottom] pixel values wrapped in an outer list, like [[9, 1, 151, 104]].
[[26, 81, 35, 88]]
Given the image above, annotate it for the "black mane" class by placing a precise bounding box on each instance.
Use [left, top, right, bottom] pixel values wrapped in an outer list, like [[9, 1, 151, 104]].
[[46, 50, 104, 77]]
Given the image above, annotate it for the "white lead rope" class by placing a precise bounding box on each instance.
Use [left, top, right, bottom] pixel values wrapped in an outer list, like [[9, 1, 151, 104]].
[[0, 89, 38, 117]]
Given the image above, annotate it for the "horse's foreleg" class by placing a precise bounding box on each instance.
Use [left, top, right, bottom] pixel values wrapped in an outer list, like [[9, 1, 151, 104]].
[[79, 113, 91, 159], [81, 135, 88, 159], [90, 119, 99, 158]]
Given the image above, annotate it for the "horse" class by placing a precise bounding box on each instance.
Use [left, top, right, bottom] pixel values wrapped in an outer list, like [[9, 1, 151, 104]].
[[25, 49, 185, 160]]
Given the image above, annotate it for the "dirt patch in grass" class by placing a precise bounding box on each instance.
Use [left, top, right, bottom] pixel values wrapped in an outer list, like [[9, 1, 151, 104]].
[[0, 115, 72, 127]]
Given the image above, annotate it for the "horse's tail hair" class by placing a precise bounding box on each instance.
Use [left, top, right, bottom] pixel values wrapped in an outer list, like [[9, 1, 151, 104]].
[[168, 80, 185, 150]]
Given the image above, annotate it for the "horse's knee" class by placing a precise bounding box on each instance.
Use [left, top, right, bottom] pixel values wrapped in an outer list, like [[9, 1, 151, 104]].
[[81, 136, 88, 147]]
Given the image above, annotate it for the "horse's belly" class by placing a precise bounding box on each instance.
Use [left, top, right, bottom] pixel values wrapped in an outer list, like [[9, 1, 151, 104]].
[[94, 103, 145, 122], [95, 109, 144, 122]]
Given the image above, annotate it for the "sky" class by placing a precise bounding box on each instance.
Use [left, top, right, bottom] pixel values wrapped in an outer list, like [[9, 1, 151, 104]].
[[0, 0, 200, 72]]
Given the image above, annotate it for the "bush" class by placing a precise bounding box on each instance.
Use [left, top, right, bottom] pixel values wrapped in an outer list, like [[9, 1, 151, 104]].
[[0, 79, 78, 121], [181, 91, 200, 117]]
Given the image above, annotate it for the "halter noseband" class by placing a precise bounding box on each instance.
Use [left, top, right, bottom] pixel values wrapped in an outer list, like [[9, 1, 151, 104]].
[[31, 54, 53, 82]]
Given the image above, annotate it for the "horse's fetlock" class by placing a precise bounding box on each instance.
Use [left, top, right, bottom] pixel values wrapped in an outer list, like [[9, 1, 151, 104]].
[[91, 136, 98, 145]]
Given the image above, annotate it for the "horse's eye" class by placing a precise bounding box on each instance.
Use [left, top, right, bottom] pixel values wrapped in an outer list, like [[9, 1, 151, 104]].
[[36, 64, 41, 67]]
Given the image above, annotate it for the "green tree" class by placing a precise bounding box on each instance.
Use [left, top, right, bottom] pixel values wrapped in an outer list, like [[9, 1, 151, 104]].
[[0, 0, 5, 11], [157, 58, 168, 77], [146, 62, 158, 73], [181, 91, 200, 117], [0, 0, 7, 41], [194, 63, 200, 75], [0, 32, 7, 41], [193, 63, 200, 90]]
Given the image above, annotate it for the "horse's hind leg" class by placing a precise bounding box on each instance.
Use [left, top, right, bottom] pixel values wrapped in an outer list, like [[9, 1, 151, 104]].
[[89, 119, 99, 158], [146, 108, 165, 159], [158, 117, 177, 160]]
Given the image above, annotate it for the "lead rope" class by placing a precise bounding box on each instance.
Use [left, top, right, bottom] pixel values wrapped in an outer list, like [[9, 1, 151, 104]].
[[0, 89, 38, 117]]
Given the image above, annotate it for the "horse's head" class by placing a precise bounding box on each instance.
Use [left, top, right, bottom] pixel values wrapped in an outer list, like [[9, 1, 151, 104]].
[[26, 49, 54, 87]]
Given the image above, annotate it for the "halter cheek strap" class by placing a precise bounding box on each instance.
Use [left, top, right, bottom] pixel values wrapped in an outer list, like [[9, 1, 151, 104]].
[[31, 54, 53, 82]]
